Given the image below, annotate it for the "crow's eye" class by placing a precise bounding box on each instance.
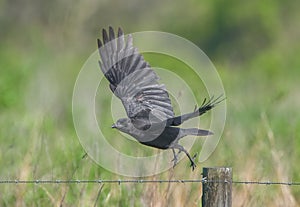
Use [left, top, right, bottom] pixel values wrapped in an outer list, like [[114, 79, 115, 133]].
[[119, 120, 128, 127]]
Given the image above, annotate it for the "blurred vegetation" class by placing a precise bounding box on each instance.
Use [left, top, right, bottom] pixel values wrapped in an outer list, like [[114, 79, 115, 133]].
[[1, 0, 300, 206]]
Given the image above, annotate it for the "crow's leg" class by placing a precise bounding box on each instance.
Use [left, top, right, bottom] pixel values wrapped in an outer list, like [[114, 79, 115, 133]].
[[171, 148, 184, 168], [171, 148, 179, 168], [171, 143, 196, 171]]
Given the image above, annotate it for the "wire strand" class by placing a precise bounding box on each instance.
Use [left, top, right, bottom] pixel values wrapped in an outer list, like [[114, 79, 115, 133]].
[[0, 179, 300, 186]]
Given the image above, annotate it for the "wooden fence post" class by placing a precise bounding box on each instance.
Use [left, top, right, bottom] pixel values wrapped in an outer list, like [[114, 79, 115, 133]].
[[202, 167, 232, 207]]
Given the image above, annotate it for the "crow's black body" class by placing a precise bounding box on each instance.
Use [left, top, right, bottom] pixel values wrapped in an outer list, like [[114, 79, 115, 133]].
[[97, 27, 223, 170], [140, 127, 180, 149]]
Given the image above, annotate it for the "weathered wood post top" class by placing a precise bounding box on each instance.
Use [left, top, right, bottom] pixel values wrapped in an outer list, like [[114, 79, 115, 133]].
[[202, 167, 232, 207]]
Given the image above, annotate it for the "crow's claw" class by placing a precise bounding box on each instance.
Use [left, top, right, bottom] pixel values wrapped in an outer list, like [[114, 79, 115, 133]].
[[194, 104, 198, 112], [190, 161, 197, 171], [82, 152, 88, 159], [171, 157, 178, 168], [190, 153, 197, 171]]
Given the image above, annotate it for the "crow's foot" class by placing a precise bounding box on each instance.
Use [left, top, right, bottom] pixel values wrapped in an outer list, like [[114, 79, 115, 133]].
[[190, 160, 196, 171], [171, 148, 181, 168], [189, 153, 198, 171]]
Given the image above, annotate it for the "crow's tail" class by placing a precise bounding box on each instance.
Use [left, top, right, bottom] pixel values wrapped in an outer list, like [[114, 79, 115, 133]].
[[181, 128, 213, 137], [167, 95, 225, 126]]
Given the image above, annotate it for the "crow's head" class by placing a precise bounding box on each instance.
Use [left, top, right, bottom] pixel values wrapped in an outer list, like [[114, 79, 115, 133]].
[[112, 118, 132, 133]]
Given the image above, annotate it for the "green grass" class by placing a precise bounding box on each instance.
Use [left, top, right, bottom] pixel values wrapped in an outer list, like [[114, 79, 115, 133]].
[[1, 44, 300, 206]]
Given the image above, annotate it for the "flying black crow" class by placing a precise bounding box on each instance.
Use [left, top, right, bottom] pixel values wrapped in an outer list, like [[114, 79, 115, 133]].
[[97, 27, 223, 170]]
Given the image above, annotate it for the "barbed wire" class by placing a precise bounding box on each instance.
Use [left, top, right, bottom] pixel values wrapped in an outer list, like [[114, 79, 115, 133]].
[[232, 180, 300, 186], [1, 178, 300, 186]]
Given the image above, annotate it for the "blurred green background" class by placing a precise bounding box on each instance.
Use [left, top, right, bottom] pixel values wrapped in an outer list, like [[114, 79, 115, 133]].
[[1, 0, 300, 206]]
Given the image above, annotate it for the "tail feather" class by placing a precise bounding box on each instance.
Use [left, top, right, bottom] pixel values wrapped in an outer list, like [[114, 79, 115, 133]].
[[181, 128, 213, 137], [167, 95, 225, 126]]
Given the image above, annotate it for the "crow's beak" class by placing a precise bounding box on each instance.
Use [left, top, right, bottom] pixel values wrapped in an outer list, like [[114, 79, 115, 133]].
[[111, 124, 116, 128]]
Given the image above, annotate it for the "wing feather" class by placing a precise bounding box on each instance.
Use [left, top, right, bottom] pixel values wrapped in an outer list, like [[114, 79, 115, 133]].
[[98, 27, 175, 128]]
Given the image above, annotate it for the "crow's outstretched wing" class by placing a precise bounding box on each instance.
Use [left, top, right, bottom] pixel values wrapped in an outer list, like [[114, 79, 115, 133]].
[[97, 27, 174, 128]]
